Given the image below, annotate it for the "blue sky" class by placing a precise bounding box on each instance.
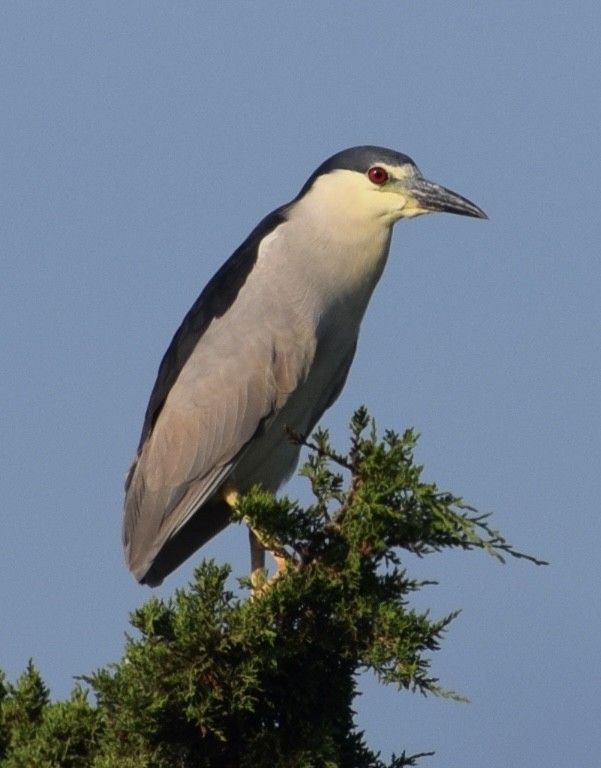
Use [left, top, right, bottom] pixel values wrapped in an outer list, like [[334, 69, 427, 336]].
[[1, 2, 599, 765]]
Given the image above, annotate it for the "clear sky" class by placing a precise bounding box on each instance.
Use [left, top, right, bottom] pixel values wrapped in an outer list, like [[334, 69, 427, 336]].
[[1, 2, 599, 766]]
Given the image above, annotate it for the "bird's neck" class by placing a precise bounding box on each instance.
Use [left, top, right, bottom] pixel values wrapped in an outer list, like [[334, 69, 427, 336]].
[[289, 211, 392, 298]]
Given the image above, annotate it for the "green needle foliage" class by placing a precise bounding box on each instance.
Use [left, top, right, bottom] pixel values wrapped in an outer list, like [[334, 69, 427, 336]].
[[0, 409, 545, 767]]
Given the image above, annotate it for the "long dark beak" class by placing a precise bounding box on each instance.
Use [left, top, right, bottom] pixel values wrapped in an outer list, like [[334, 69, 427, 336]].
[[407, 177, 488, 219]]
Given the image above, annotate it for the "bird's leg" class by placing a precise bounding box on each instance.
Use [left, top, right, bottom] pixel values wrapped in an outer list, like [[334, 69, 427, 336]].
[[222, 481, 287, 594], [272, 551, 287, 576], [249, 528, 267, 593], [222, 483, 239, 509], [249, 529, 289, 595], [222, 482, 271, 591]]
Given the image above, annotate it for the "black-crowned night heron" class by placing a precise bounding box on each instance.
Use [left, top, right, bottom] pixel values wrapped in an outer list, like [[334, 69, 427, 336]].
[[123, 145, 486, 586]]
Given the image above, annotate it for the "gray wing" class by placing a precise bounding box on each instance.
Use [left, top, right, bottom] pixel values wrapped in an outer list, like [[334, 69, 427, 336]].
[[136, 205, 289, 452], [123, 346, 276, 583], [123, 213, 316, 583]]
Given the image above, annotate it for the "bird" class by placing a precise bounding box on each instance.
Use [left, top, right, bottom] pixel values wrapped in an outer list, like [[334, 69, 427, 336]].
[[123, 145, 486, 587]]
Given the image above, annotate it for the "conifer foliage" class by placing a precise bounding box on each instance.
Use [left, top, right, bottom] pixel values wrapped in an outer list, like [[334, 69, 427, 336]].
[[0, 410, 543, 767]]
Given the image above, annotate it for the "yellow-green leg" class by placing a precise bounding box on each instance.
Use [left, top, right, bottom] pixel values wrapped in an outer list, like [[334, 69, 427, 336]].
[[222, 481, 287, 594]]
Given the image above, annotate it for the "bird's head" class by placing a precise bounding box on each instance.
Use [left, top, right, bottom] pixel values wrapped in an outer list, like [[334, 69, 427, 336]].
[[295, 145, 487, 228]]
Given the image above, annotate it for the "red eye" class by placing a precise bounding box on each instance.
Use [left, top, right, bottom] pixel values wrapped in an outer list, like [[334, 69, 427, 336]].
[[368, 166, 388, 185]]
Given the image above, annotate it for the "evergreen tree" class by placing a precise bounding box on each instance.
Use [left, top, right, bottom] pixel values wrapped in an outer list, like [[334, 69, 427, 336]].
[[0, 410, 544, 767]]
